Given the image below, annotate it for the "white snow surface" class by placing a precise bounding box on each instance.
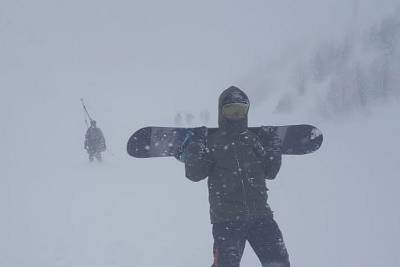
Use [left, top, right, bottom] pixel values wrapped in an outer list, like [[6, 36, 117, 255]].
[[1, 97, 399, 267], [1, 1, 400, 266]]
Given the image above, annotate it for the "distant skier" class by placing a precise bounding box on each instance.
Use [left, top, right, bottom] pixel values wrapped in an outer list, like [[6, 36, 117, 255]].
[[200, 110, 211, 125], [174, 112, 183, 126], [176, 86, 290, 267], [84, 120, 106, 162], [185, 112, 195, 126]]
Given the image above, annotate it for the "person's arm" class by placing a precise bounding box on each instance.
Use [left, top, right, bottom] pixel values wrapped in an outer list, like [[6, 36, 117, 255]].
[[255, 128, 282, 180], [99, 129, 106, 150], [183, 141, 214, 182], [84, 130, 89, 149], [175, 128, 214, 182], [263, 149, 281, 180]]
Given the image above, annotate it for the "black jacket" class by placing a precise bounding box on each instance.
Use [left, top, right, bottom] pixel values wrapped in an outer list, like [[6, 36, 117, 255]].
[[84, 127, 106, 153], [184, 87, 282, 224]]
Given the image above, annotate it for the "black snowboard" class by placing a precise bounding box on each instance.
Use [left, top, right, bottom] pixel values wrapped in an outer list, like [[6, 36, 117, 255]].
[[127, 125, 323, 158]]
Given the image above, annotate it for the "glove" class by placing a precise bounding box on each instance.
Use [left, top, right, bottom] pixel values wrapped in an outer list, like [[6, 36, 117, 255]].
[[260, 127, 282, 179], [175, 127, 208, 163], [176, 141, 208, 163], [259, 126, 282, 154]]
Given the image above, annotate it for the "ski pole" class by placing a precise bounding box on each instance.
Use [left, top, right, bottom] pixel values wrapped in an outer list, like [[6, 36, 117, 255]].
[[80, 98, 93, 122]]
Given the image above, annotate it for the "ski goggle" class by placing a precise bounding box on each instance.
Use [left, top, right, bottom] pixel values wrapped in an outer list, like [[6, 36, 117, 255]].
[[222, 103, 249, 120]]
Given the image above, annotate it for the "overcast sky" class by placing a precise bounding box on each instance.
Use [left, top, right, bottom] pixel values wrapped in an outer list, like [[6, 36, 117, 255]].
[[1, 1, 398, 109]]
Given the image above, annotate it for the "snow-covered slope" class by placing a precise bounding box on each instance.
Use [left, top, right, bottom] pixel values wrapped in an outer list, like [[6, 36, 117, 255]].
[[1, 95, 399, 267]]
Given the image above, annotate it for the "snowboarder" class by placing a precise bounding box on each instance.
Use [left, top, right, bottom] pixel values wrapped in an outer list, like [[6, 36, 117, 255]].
[[176, 86, 290, 267], [84, 120, 106, 162]]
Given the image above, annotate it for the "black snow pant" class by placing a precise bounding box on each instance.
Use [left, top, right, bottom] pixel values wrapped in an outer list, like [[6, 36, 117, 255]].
[[211, 217, 290, 267]]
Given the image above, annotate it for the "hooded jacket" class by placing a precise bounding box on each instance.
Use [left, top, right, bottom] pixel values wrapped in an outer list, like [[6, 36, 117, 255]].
[[184, 86, 282, 224]]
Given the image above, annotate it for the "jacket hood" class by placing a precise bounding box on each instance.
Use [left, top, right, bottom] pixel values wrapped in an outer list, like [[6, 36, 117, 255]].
[[218, 86, 249, 132]]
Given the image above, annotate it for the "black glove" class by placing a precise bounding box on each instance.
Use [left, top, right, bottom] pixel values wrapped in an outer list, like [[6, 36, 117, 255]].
[[259, 126, 282, 154], [259, 126, 282, 179], [175, 127, 208, 163]]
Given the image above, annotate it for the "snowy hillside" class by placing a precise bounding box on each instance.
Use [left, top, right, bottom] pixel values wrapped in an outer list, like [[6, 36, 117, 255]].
[[1, 96, 399, 267]]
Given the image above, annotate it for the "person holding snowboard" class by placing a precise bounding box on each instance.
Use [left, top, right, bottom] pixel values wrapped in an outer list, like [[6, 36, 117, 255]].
[[176, 86, 290, 267], [84, 120, 106, 162]]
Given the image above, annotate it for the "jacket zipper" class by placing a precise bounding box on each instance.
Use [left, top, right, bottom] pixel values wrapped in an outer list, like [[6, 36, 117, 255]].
[[234, 143, 250, 217]]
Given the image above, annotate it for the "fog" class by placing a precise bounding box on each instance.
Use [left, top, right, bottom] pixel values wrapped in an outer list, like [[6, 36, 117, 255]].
[[1, 0, 399, 266]]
